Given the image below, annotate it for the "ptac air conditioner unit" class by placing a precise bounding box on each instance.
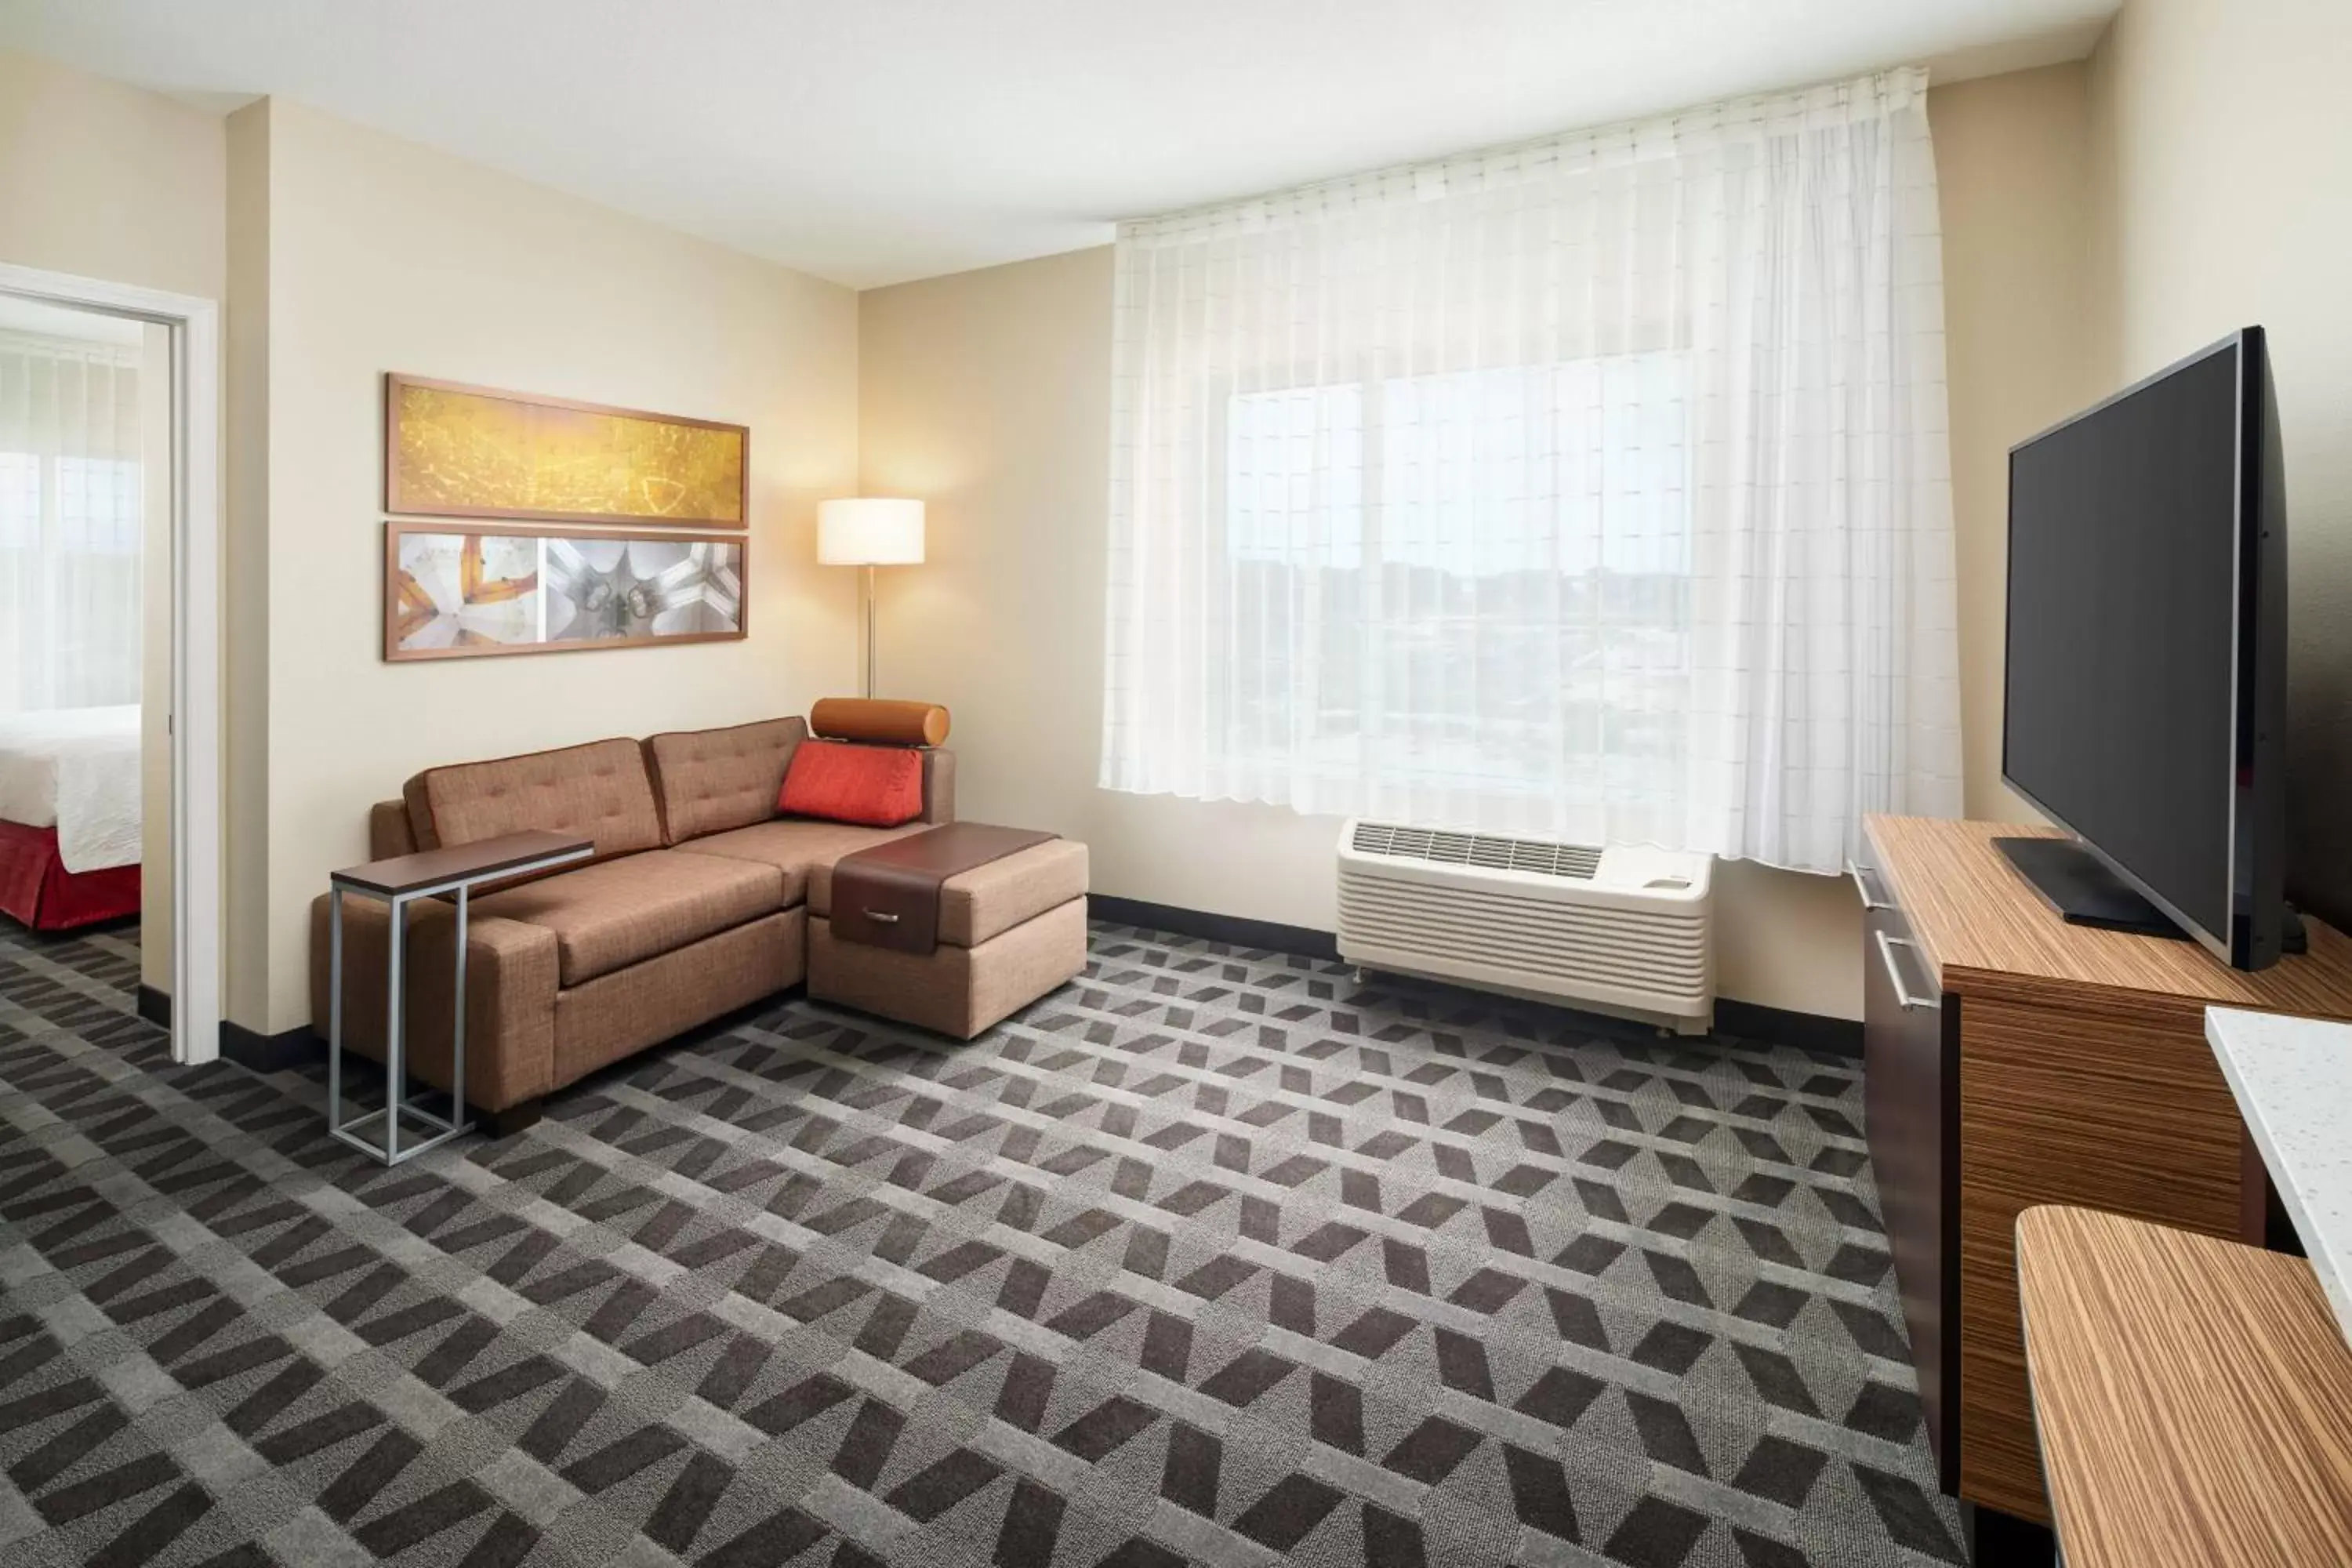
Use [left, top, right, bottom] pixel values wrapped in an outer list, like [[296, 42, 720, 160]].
[[1336, 818, 1715, 1033]]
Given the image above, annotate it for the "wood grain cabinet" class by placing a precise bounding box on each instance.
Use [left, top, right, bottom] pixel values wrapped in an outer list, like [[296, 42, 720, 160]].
[[1860, 816, 2352, 1526], [1855, 858, 1959, 1486]]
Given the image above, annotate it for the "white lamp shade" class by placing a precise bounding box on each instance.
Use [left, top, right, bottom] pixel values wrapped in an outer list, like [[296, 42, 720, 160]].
[[818, 498, 925, 565]]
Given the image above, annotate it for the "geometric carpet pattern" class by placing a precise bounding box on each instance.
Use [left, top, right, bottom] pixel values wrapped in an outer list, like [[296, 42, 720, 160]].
[[0, 917, 1965, 1567]]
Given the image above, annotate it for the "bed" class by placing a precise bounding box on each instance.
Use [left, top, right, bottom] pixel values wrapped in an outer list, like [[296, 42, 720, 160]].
[[0, 706, 143, 931]]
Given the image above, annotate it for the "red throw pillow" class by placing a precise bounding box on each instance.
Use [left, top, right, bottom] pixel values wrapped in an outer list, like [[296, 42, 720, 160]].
[[777, 739, 924, 827]]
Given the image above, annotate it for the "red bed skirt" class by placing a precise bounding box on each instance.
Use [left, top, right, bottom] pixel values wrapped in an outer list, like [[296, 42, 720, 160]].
[[0, 818, 141, 931]]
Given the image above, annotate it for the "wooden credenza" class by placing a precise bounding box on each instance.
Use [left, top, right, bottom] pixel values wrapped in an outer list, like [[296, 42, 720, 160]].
[[1858, 815, 2352, 1525]]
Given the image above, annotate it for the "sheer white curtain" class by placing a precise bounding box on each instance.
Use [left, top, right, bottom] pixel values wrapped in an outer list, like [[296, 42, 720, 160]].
[[1100, 68, 1961, 872], [0, 330, 144, 715]]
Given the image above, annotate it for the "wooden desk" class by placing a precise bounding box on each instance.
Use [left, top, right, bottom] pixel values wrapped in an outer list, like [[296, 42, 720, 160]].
[[2017, 1206, 2352, 1566], [1860, 816, 2352, 1523]]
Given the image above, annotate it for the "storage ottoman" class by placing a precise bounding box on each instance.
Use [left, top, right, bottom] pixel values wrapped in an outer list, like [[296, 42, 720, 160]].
[[807, 836, 1088, 1037]]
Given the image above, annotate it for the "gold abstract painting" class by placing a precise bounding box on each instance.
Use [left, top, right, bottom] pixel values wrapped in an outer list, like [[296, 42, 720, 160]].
[[387, 375, 748, 527], [385, 523, 746, 661]]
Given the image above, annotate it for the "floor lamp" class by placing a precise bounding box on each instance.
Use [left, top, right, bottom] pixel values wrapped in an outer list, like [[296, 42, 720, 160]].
[[818, 499, 925, 698]]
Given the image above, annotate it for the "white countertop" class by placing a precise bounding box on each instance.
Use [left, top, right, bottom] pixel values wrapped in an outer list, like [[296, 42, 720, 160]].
[[2206, 1006, 2352, 1346]]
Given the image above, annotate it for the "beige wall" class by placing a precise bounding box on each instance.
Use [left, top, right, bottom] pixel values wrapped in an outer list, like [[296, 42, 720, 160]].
[[0, 49, 226, 300], [1929, 65, 2089, 825], [2086, 0, 2352, 929], [858, 74, 2096, 1022], [246, 100, 860, 1032], [224, 100, 272, 1025], [2, 49, 227, 993]]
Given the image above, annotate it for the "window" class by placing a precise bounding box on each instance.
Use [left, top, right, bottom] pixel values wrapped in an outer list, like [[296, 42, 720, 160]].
[[59, 456, 143, 555], [1220, 353, 1693, 813], [0, 336, 144, 713], [1104, 68, 1962, 871]]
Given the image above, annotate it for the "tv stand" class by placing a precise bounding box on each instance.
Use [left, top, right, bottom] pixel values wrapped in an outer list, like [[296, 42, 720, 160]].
[[1993, 835, 2190, 940], [1860, 816, 2352, 1531]]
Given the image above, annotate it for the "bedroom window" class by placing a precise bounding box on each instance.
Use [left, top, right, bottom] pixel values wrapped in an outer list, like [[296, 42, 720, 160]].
[[0, 333, 143, 713], [1101, 68, 1963, 872]]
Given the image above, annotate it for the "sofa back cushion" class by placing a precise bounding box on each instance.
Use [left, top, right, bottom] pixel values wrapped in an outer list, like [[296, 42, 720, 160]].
[[368, 800, 417, 861], [418, 737, 663, 859], [645, 717, 808, 844]]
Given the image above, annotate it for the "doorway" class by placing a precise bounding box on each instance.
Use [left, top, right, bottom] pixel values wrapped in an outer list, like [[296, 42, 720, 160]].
[[0, 261, 221, 1066]]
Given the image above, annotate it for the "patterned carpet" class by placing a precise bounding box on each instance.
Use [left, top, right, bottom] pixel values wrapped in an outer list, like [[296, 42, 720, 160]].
[[0, 917, 1964, 1568]]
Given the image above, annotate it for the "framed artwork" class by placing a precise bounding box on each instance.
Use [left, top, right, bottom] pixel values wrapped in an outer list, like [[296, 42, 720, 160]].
[[385, 373, 749, 528], [385, 521, 746, 662]]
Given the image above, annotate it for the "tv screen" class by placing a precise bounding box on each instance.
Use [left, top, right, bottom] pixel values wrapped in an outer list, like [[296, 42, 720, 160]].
[[2002, 328, 2287, 968]]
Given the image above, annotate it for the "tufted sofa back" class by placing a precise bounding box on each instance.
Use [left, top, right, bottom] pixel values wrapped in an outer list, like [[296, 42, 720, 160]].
[[408, 737, 664, 862], [644, 716, 808, 844]]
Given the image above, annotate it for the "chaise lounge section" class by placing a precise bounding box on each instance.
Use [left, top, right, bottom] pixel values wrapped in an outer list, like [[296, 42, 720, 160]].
[[311, 710, 1083, 1134]]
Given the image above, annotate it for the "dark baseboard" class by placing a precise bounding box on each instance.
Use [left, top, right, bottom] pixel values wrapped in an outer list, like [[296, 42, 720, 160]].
[[136, 984, 171, 1029], [1089, 892, 1860, 1055], [219, 1020, 325, 1073], [1715, 998, 1864, 1059], [1088, 894, 1340, 961]]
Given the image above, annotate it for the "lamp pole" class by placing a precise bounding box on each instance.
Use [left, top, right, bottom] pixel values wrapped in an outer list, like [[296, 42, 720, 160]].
[[817, 498, 924, 701]]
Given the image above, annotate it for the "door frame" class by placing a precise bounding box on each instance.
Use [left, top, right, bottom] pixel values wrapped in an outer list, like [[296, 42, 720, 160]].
[[0, 261, 223, 1066]]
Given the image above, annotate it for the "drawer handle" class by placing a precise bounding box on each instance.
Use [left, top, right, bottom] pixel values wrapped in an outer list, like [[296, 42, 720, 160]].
[[864, 909, 902, 924], [1875, 930, 1935, 1011], [1848, 858, 1892, 910]]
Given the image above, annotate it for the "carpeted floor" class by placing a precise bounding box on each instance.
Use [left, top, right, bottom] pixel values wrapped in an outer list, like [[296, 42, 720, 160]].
[[0, 917, 1963, 1568]]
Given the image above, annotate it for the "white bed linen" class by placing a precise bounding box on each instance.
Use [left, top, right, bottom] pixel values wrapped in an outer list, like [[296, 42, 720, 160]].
[[0, 706, 143, 873]]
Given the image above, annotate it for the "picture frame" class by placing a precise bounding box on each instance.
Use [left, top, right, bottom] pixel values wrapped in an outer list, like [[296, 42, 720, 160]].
[[384, 373, 750, 528], [383, 521, 748, 662]]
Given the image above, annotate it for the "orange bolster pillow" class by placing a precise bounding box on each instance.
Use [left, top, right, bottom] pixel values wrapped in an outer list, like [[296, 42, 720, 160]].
[[808, 697, 949, 748]]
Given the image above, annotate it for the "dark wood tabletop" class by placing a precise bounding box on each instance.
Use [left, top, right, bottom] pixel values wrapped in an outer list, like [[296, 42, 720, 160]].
[[330, 830, 592, 896]]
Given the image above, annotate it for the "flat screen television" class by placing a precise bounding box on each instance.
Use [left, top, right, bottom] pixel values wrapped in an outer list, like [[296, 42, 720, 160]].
[[2002, 326, 2291, 971]]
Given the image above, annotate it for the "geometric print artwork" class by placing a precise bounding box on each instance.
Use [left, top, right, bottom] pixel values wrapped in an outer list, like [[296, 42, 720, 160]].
[[0, 916, 1965, 1567], [388, 526, 746, 660]]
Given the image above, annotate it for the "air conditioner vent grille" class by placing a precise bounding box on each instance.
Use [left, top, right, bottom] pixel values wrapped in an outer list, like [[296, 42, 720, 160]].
[[1350, 820, 1601, 880]]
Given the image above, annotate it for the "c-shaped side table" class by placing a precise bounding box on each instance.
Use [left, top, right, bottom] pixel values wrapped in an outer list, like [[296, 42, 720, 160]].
[[326, 829, 592, 1165]]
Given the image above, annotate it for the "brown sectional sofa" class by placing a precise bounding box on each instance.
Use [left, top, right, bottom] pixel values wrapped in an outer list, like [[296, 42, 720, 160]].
[[310, 714, 1083, 1133]]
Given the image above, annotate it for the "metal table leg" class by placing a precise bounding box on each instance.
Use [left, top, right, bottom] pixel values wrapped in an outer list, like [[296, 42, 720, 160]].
[[386, 891, 405, 1162], [320, 839, 583, 1166], [451, 884, 473, 1139], [325, 883, 470, 1166]]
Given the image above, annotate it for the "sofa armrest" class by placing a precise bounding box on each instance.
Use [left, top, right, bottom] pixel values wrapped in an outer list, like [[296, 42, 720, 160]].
[[921, 749, 956, 824], [309, 891, 559, 1112]]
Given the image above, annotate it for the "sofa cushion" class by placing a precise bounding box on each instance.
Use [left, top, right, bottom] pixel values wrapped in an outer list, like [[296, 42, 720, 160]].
[[419, 737, 663, 860], [472, 848, 784, 986], [777, 740, 926, 827], [811, 836, 1088, 948], [401, 774, 440, 852], [647, 717, 808, 844], [670, 818, 926, 907], [554, 912, 801, 1091]]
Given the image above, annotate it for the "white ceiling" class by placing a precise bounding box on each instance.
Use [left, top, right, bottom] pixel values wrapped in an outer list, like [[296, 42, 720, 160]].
[[0, 0, 2118, 289]]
